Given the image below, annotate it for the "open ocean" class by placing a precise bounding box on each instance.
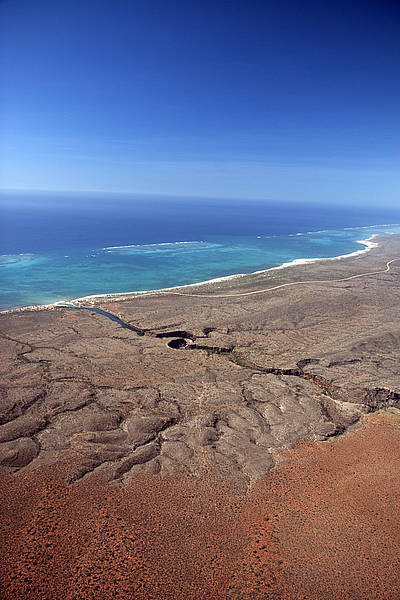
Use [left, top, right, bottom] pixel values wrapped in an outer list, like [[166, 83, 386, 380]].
[[1, 191, 400, 311]]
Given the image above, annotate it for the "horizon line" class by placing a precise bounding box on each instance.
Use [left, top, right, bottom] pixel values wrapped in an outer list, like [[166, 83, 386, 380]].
[[0, 187, 281, 203]]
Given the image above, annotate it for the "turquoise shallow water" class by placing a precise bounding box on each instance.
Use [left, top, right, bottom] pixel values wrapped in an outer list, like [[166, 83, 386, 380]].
[[1, 223, 400, 311]]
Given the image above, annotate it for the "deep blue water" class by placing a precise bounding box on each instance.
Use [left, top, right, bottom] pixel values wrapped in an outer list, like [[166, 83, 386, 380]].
[[1, 191, 400, 311]]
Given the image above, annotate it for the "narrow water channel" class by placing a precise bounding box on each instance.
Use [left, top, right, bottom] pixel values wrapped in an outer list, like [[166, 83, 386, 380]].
[[61, 304, 145, 335]]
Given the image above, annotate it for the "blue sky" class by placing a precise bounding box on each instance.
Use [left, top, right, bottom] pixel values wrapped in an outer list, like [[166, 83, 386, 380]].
[[1, 0, 399, 204]]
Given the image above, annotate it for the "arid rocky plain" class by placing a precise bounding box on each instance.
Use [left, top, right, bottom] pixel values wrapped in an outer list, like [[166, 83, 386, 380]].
[[1, 234, 400, 599]]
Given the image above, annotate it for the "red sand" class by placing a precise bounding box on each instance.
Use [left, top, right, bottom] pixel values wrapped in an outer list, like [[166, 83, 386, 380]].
[[1, 412, 399, 600]]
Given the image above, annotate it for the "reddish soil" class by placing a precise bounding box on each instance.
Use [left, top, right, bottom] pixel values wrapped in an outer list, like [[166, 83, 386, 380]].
[[1, 412, 399, 600], [235, 411, 400, 600]]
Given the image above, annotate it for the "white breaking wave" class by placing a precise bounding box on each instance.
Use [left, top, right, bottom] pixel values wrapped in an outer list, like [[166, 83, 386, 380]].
[[0, 253, 38, 265], [102, 240, 211, 251], [343, 223, 400, 230]]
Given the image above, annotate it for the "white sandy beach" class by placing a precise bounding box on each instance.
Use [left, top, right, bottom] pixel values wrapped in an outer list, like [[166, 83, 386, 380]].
[[1, 235, 381, 315]]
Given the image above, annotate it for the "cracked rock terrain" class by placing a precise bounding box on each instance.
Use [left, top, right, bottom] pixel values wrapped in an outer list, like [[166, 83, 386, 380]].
[[1, 234, 400, 489], [1, 234, 400, 600]]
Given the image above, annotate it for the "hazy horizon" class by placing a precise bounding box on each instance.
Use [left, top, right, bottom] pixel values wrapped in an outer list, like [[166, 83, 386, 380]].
[[1, 186, 400, 210]]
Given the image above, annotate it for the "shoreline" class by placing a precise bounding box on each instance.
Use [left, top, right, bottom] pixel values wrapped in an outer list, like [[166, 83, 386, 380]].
[[0, 235, 380, 315]]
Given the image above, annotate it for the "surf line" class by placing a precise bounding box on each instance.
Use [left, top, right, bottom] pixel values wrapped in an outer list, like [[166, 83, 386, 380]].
[[155, 258, 400, 299]]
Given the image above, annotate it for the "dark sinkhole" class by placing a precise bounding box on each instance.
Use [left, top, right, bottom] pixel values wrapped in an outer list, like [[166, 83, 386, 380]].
[[167, 338, 188, 349]]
